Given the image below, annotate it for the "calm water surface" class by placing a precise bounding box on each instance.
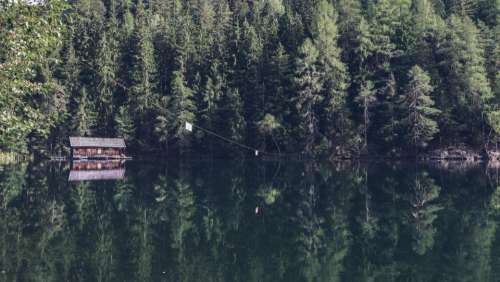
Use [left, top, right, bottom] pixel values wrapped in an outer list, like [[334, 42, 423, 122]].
[[0, 160, 499, 281]]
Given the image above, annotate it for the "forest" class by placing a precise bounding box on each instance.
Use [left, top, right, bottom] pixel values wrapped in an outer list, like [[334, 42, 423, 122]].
[[1, 0, 499, 158]]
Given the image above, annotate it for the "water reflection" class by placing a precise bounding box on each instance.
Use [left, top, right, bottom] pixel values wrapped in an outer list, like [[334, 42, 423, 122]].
[[0, 160, 498, 281], [69, 160, 126, 182]]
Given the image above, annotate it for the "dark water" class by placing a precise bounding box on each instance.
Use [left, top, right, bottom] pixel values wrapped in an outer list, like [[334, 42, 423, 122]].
[[0, 160, 499, 281]]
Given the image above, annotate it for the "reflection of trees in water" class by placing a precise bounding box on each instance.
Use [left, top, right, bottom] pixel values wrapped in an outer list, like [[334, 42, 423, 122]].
[[0, 161, 498, 281], [407, 171, 442, 256]]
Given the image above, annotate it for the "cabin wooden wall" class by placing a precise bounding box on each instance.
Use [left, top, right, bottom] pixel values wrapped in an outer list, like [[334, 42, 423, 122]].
[[72, 147, 122, 158]]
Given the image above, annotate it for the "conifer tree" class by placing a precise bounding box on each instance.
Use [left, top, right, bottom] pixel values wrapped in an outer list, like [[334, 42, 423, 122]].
[[310, 0, 350, 146], [95, 32, 116, 135], [124, 0, 158, 148], [167, 65, 197, 150], [63, 41, 80, 104], [261, 43, 292, 149], [294, 39, 323, 154], [399, 66, 440, 150], [128, 0, 157, 115], [450, 0, 477, 17], [72, 86, 96, 137], [115, 105, 135, 141], [411, 0, 439, 32], [355, 80, 377, 150], [154, 96, 170, 151], [236, 19, 263, 145], [215, 87, 246, 153], [199, 63, 223, 130], [437, 15, 493, 143], [378, 73, 400, 148]]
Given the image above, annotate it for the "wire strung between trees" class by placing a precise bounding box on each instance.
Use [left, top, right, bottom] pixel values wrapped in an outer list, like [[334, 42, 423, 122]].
[[188, 122, 287, 158]]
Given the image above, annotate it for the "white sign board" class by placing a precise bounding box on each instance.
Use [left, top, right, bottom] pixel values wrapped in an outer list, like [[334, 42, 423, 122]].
[[185, 122, 193, 132]]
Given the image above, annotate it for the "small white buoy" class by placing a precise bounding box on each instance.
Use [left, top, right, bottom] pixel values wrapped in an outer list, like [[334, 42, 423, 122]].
[[255, 150, 259, 156], [255, 206, 259, 214]]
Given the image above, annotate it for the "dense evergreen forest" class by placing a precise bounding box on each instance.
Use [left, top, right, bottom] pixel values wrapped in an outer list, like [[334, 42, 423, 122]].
[[1, 0, 499, 157]]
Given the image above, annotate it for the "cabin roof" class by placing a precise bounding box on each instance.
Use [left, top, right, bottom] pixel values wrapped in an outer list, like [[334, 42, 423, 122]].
[[69, 137, 126, 148], [68, 169, 125, 181]]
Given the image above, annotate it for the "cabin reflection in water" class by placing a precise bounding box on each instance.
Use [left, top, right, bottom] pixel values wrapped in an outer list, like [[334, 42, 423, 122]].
[[68, 160, 126, 181]]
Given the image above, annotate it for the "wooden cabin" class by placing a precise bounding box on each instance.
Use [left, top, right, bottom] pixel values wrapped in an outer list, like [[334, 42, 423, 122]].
[[70, 137, 127, 159]]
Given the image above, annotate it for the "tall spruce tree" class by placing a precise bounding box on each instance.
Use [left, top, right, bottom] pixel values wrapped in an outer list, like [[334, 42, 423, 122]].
[[294, 39, 324, 154], [236, 19, 263, 146], [167, 64, 197, 151], [398, 66, 440, 151], [310, 0, 350, 149], [355, 79, 377, 150], [128, 0, 157, 114], [73, 86, 96, 137], [126, 0, 158, 148], [378, 73, 400, 149], [437, 15, 493, 144], [95, 32, 116, 135], [215, 87, 246, 154], [115, 105, 135, 141]]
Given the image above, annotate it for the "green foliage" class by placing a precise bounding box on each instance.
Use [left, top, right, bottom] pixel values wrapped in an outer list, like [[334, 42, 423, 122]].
[[72, 86, 96, 136], [257, 113, 281, 134], [399, 66, 440, 149], [0, 0, 499, 156], [436, 15, 492, 144], [167, 68, 196, 149], [355, 80, 377, 149], [115, 105, 135, 141], [311, 1, 349, 147], [294, 39, 323, 154], [0, 0, 67, 152], [95, 32, 116, 134]]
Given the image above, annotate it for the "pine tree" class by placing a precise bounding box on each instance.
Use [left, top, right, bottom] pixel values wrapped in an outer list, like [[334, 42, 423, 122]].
[[398, 66, 440, 150], [95, 32, 116, 135], [62, 40, 80, 104], [120, 0, 135, 36], [411, 0, 440, 32], [72, 86, 96, 137], [167, 66, 197, 150], [355, 80, 377, 150], [235, 19, 263, 146], [199, 62, 223, 130], [215, 87, 246, 154], [124, 0, 159, 149], [294, 39, 324, 154], [154, 96, 170, 151], [278, 7, 305, 52], [115, 105, 135, 141], [378, 73, 400, 149], [450, 0, 477, 17], [128, 0, 157, 115], [437, 15, 493, 144], [311, 0, 350, 147], [369, 0, 401, 65], [264, 43, 291, 119]]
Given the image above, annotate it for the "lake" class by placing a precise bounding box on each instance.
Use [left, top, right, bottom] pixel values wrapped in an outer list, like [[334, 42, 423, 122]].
[[0, 160, 499, 281]]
